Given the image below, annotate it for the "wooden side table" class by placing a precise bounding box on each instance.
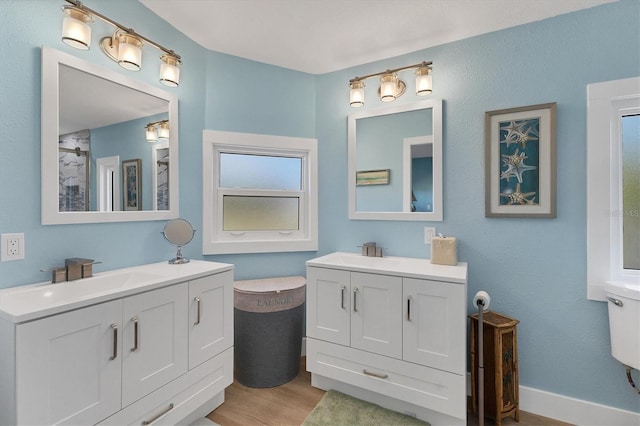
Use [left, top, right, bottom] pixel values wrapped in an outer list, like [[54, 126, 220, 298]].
[[469, 311, 520, 426]]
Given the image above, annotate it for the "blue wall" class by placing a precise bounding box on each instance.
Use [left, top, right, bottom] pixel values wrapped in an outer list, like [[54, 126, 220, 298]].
[[0, 0, 638, 415]]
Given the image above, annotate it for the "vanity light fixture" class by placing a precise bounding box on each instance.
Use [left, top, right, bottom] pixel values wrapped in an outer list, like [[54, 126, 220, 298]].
[[157, 121, 170, 139], [61, 0, 182, 86], [349, 61, 433, 107], [145, 120, 170, 142], [61, 5, 92, 50], [145, 124, 158, 143]]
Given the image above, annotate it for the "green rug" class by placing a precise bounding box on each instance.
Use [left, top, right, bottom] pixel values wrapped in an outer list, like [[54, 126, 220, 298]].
[[302, 390, 430, 426]]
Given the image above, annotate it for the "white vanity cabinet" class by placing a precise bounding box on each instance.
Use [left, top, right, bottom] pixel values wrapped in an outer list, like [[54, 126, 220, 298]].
[[188, 274, 233, 369], [307, 267, 403, 359], [14, 299, 123, 426], [121, 283, 189, 407], [306, 252, 468, 426], [0, 260, 234, 426]]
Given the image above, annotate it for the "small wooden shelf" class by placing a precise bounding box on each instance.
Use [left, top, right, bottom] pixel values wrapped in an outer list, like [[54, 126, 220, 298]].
[[469, 311, 520, 426]]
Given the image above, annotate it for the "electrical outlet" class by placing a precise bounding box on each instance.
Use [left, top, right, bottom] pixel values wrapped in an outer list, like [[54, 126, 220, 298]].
[[424, 227, 436, 244], [1, 233, 25, 261]]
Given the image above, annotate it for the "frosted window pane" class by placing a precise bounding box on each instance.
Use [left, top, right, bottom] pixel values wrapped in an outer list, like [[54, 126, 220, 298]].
[[223, 196, 299, 231], [220, 153, 301, 190], [622, 114, 640, 270]]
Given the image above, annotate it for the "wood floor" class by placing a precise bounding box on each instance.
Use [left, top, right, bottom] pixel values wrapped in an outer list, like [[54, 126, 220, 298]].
[[207, 358, 572, 426]]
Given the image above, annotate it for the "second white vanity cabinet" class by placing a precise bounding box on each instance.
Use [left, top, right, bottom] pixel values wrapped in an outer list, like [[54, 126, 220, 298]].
[[306, 252, 468, 426], [307, 268, 403, 359], [0, 260, 234, 426]]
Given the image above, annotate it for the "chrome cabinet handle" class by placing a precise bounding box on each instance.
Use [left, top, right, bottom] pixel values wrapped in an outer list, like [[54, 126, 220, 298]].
[[353, 287, 359, 312], [363, 369, 388, 379], [607, 297, 624, 307], [194, 297, 201, 325], [141, 403, 174, 425], [407, 297, 412, 321], [340, 286, 346, 309], [110, 324, 118, 360], [131, 317, 139, 352]]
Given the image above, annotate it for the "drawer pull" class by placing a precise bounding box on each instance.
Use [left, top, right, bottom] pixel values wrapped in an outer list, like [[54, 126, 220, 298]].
[[110, 324, 118, 360], [363, 369, 388, 379], [353, 287, 359, 312], [131, 317, 139, 352], [607, 297, 623, 307], [194, 297, 201, 325], [141, 403, 174, 425], [340, 286, 346, 309]]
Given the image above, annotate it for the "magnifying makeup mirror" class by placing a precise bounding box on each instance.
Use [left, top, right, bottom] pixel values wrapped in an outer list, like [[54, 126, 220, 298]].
[[162, 218, 196, 264]]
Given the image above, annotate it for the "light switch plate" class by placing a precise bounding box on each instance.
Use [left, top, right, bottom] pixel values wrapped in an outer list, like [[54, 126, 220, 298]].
[[424, 227, 436, 244]]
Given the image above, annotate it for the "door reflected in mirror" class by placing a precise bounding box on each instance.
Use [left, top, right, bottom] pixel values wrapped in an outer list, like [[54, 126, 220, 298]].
[[41, 47, 179, 224], [348, 99, 443, 221], [404, 135, 433, 212]]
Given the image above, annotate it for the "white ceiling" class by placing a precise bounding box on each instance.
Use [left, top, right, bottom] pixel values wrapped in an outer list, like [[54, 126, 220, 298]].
[[140, 0, 615, 74]]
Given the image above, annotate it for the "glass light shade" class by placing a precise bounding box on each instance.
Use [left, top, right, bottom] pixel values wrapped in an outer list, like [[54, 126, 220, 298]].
[[380, 73, 398, 102], [117, 34, 143, 71], [415, 66, 433, 96], [160, 54, 181, 87], [158, 121, 170, 139], [146, 125, 158, 142], [350, 80, 365, 107], [61, 6, 92, 50]]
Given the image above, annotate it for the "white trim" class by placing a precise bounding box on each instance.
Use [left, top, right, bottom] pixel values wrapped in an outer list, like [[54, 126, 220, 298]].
[[519, 385, 640, 426], [96, 156, 120, 212], [586, 77, 640, 300], [202, 130, 318, 255], [465, 373, 639, 425]]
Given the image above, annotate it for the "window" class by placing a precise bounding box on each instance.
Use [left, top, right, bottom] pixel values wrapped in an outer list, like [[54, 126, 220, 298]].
[[202, 130, 318, 254], [586, 77, 640, 301]]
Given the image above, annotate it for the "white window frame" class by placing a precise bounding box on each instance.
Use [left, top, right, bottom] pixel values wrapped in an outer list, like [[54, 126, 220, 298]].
[[202, 130, 318, 255], [586, 76, 640, 301]]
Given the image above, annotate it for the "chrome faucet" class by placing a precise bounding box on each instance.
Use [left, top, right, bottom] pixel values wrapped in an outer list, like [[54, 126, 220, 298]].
[[43, 258, 96, 283], [64, 258, 95, 281], [361, 242, 383, 257]]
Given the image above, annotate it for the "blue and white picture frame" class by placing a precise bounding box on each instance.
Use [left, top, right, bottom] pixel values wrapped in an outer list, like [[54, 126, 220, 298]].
[[122, 159, 142, 211], [485, 103, 557, 218]]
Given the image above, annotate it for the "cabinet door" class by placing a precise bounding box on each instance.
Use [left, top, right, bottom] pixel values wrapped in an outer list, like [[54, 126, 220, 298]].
[[122, 283, 188, 407], [351, 272, 402, 359], [16, 299, 122, 426], [188, 271, 233, 369], [306, 267, 351, 346], [403, 278, 465, 373]]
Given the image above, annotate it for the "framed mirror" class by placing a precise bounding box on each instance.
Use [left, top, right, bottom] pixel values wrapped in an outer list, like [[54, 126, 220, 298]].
[[41, 46, 179, 224], [348, 99, 443, 221]]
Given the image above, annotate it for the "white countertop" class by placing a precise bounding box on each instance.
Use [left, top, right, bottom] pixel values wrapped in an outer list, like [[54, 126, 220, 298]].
[[306, 252, 467, 283], [0, 260, 233, 323]]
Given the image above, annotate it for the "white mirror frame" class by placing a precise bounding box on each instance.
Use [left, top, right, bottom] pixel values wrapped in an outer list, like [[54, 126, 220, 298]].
[[348, 98, 443, 221], [41, 46, 179, 224]]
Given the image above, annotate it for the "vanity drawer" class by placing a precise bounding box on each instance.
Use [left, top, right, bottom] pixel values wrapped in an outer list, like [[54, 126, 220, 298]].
[[99, 347, 233, 425], [307, 338, 466, 420]]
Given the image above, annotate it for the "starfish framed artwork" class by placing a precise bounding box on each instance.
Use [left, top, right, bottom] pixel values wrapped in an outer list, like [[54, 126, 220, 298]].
[[484, 102, 557, 218]]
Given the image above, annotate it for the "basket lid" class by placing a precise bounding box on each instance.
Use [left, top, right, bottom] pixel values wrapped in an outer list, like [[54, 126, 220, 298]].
[[234, 276, 306, 294]]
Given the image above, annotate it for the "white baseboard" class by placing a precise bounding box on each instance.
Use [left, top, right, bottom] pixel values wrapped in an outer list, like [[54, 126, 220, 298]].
[[519, 385, 639, 426], [466, 372, 639, 425]]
